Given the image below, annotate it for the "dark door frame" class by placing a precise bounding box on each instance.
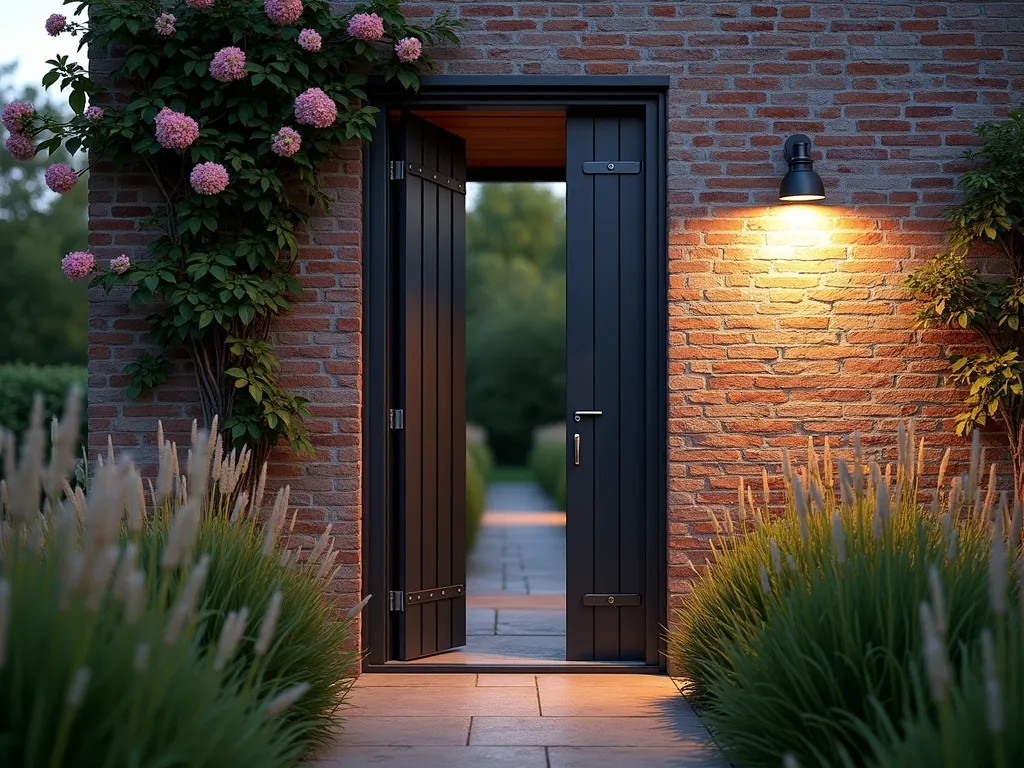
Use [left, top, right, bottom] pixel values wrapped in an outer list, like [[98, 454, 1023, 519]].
[[361, 76, 669, 673]]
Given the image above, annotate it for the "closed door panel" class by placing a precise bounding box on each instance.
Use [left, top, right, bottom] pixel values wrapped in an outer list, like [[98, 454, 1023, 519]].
[[566, 113, 651, 663]]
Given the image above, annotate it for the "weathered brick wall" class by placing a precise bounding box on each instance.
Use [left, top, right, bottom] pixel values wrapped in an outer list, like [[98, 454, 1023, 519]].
[[88, 1, 1024, 646]]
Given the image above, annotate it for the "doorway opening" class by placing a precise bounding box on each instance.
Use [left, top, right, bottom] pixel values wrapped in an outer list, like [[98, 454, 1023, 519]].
[[362, 78, 669, 672]]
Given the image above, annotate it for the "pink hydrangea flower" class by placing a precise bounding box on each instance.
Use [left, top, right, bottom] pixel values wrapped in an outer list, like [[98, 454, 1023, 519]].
[[2, 101, 34, 134], [210, 47, 247, 82], [5, 134, 35, 161], [347, 12, 384, 41], [294, 87, 336, 128], [45, 163, 78, 194], [111, 255, 131, 274], [85, 106, 105, 121], [264, 0, 303, 26], [395, 37, 423, 64], [297, 29, 322, 52], [154, 107, 199, 149], [190, 162, 230, 195], [155, 12, 176, 36], [271, 126, 302, 157], [46, 14, 67, 36], [62, 251, 95, 280], [185, 0, 216, 8]]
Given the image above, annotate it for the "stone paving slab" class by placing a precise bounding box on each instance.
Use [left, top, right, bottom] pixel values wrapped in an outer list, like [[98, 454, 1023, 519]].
[[345, 685, 541, 717], [314, 674, 728, 767], [315, 746, 548, 767]]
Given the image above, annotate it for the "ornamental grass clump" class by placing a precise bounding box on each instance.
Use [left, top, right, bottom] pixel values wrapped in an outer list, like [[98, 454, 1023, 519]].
[[671, 426, 1004, 768], [868, 553, 1024, 768], [132, 416, 359, 753], [0, 394, 315, 767]]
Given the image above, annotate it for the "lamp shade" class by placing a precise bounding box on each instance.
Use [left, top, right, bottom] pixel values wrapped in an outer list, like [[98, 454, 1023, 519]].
[[779, 135, 825, 202]]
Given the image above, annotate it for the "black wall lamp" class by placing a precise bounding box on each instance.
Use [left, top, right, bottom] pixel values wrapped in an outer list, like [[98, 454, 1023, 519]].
[[779, 134, 825, 202]]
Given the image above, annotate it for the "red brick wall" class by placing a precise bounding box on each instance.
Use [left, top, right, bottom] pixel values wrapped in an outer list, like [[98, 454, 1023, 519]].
[[88, 1, 1024, 649]]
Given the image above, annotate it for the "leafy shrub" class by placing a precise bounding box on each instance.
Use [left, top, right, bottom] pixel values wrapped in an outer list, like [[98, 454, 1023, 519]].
[[528, 423, 565, 509], [0, 396, 314, 767], [19, 2, 458, 468], [0, 363, 86, 442], [466, 447, 486, 551], [672, 429, 1000, 767]]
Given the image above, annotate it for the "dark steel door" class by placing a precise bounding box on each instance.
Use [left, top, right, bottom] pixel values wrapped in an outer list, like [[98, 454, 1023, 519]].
[[393, 113, 468, 660], [565, 113, 659, 662]]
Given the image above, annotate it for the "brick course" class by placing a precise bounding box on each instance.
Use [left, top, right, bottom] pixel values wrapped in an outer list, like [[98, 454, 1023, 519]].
[[88, 1, 1024, 654]]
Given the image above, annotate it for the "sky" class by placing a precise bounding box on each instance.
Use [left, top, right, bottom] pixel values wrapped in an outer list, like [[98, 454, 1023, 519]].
[[2, 4, 87, 96]]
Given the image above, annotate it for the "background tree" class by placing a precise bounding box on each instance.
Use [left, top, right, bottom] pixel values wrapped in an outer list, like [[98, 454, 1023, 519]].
[[466, 183, 565, 464], [907, 108, 1024, 500], [0, 66, 88, 365]]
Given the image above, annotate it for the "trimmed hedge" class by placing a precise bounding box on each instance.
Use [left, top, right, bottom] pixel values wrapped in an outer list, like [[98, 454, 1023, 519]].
[[528, 424, 566, 509], [0, 364, 87, 441], [466, 426, 494, 551]]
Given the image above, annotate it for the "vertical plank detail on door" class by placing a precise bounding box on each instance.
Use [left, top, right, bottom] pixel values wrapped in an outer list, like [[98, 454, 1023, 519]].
[[565, 117, 597, 661], [566, 113, 649, 662], [395, 114, 468, 661]]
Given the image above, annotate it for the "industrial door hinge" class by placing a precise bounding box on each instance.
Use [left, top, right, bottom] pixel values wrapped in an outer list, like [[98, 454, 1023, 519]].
[[389, 160, 405, 180], [389, 408, 404, 430], [389, 590, 405, 611]]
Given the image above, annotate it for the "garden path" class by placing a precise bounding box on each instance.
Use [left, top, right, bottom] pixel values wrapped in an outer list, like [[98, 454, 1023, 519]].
[[420, 480, 568, 664], [314, 673, 728, 767]]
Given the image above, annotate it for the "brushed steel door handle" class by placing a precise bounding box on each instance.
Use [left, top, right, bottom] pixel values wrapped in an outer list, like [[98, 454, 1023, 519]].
[[574, 410, 603, 422], [574, 433, 580, 466]]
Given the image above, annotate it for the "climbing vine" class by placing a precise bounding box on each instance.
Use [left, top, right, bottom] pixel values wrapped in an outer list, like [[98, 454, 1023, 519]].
[[3, 0, 458, 469]]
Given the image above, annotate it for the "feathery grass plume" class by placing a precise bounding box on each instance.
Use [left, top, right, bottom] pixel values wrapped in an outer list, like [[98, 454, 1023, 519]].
[[782, 753, 800, 768], [782, 447, 793, 489], [916, 438, 926, 486], [807, 436, 819, 484], [831, 512, 846, 564], [983, 463, 998, 523], [929, 566, 947, 636], [770, 538, 781, 574], [254, 590, 283, 658], [947, 528, 960, 561], [762, 467, 770, 508], [65, 666, 91, 709], [981, 629, 1004, 735], [214, 608, 249, 672], [969, 429, 982, 492], [738, 478, 746, 531], [786, 553, 797, 572], [823, 437, 834, 490], [261, 487, 289, 557], [265, 682, 311, 719], [937, 446, 952, 495], [990, 524, 1009, 616], [758, 563, 771, 595], [838, 459, 856, 507], [165, 555, 211, 645], [921, 601, 950, 704], [792, 475, 809, 542], [809, 479, 825, 514], [853, 432, 864, 496], [346, 593, 372, 621]]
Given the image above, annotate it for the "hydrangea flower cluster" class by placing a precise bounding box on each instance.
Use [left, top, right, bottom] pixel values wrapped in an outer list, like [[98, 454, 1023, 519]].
[[298, 29, 322, 52], [185, 0, 216, 8], [347, 13, 384, 41], [45, 14, 67, 37], [62, 251, 95, 280], [111, 255, 132, 274], [86, 106, 105, 121], [45, 163, 78, 194], [2, 101, 34, 134], [395, 37, 423, 64], [155, 12, 176, 36], [190, 162, 230, 195], [210, 47, 247, 82], [5, 134, 35, 161], [271, 127, 302, 158], [154, 108, 199, 149], [294, 88, 336, 128], [265, 0, 303, 26]]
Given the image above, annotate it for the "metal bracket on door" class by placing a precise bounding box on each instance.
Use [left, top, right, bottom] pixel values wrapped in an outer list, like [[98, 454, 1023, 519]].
[[582, 161, 642, 175], [574, 410, 603, 422], [583, 593, 642, 607]]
